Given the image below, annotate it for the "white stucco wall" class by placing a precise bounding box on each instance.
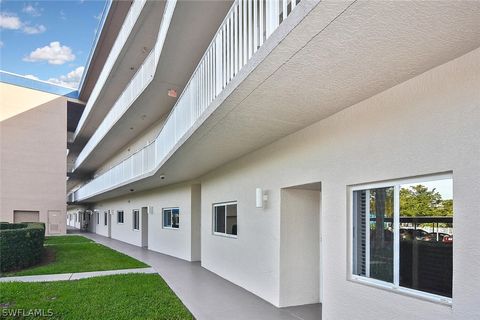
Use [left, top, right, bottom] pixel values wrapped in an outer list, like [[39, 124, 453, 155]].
[[199, 47, 480, 319], [91, 182, 200, 261]]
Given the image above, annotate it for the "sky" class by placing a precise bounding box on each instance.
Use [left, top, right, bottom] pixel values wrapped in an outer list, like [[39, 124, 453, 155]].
[[401, 178, 453, 200], [0, 0, 106, 89]]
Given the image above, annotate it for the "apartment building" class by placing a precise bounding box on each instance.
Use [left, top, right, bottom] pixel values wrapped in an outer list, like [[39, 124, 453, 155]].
[[66, 0, 480, 319], [0, 73, 83, 235]]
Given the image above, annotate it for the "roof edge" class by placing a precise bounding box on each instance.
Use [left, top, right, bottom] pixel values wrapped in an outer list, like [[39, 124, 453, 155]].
[[77, 0, 113, 96], [0, 70, 78, 98]]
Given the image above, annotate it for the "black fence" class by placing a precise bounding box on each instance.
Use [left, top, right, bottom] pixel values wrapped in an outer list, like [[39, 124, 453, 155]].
[[400, 240, 452, 297]]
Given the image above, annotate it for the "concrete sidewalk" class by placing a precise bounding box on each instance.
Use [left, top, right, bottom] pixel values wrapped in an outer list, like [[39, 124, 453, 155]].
[[82, 232, 322, 320], [0, 267, 156, 283]]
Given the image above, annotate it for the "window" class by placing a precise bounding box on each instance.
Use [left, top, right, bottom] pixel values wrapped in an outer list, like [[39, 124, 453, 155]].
[[133, 210, 140, 230], [351, 175, 453, 300], [213, 202, 237, 237], [96, 211, 99, 225], [163, 208, 179, 229], [117, 210, 124, 224], [104, 211, 108, 226]]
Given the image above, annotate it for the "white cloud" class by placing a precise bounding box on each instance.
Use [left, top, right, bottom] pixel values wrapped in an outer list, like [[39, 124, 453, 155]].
[[60, 10, 66, 21], [22, 24, 46, 34], [22, 4, 42, 17], [24, 74, 39, 80], [0, 12, 21, 29], [24, 42, 75, 65], [94, 12, 102, 21], [47, 66, 84, 88], [0, 11, 46, 34]]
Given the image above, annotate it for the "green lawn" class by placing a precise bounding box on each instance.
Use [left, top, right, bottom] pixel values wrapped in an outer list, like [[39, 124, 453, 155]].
[[44, 235, 92, 245], [4, 236, 148, 276], [0, 274, 193, 320]]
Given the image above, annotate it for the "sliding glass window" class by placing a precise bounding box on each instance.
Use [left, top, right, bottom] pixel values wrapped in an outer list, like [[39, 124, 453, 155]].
[[352, 174, 453, 300]]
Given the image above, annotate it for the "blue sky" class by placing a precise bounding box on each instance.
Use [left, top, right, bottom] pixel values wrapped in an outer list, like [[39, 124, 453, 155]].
[[402, 178, 453, 200], [0, 0, 106, 88]]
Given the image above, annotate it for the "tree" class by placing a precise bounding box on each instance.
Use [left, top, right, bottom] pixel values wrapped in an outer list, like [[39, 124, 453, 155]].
[[400, 185, 452, 217]]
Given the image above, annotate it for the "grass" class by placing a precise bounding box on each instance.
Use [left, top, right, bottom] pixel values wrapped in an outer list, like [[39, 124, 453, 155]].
[[44, 235, 92, 245], [4, 236, 148, 277], [0, 274, 193, 320]]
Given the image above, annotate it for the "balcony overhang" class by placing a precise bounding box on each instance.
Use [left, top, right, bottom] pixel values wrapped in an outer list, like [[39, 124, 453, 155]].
[[78, 0, 131, 102], [73, 0, 233, 173], [71, 1, 166, 149], [73, 0, 480, 202]]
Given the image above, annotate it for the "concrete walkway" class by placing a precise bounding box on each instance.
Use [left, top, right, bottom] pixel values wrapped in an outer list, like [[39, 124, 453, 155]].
[[82, 232, 322, 320], [0, 267, 156, 283]]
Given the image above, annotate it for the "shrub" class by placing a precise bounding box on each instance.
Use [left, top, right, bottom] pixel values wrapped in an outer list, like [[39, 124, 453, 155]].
[[0, 222, 45, 272]]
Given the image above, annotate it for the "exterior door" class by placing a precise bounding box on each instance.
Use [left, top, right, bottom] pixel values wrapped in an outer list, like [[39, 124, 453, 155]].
[[48, 210, 61, 234], [107, 210, 112, 238], [141, 207, 148, 247]]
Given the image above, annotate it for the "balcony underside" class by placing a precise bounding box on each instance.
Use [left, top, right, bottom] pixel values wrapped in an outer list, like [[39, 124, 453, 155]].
[[74, 0, 233, 174], [75, 0, 480, 202], [71, 1, 166, 154]]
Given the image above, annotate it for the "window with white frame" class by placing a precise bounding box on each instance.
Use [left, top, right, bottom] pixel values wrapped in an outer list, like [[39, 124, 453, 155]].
[[96, 211, 99, 225], [351, 174, 453, 299], [104, 211, 108, 226], [133, 210, 140, 230], [213, 202, 237, 236], [117, 210, 124, 224], [163, 208, 179, 229]]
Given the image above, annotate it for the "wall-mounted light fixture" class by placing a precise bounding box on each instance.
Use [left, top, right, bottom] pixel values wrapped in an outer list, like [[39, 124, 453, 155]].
[[256, 188, 268, 208], [148, 206, 154, 215]]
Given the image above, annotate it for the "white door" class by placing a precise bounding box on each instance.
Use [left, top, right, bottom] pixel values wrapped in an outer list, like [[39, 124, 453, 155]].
[[48, 210, 61, 234], [141, 207, 148, 247]]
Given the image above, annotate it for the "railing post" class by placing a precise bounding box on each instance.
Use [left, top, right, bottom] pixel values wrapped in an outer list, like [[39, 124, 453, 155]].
[[215, 33, 223, 96], [266, 0, 279, 39]]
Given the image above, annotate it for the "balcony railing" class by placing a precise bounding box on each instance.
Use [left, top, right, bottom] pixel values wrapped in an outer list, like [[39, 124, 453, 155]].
[[74, 0, 147, 141], [73, 0, 300, 202]]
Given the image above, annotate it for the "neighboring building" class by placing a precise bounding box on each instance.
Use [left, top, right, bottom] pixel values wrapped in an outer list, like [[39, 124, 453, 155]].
[[66, 1, 480, 319], [0, 73, 80, 235]]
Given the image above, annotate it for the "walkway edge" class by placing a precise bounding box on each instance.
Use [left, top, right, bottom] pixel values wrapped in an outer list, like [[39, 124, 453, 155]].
[[0, 267, 157, 283]]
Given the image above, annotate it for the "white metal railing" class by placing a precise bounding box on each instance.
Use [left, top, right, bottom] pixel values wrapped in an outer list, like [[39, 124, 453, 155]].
[[74, 0, 147, 140], [73, 0, 300, 201], [75, 0, 174, 169]]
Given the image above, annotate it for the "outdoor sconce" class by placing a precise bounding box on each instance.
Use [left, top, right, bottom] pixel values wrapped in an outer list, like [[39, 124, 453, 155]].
[[148, 206, 154, 215], [256, 188, 268, 208]]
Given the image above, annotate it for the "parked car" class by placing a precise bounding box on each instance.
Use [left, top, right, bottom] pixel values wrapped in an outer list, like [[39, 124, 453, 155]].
[[400, 228, 429, 240], [423, 232, 449, 242], [442, 234, 453, 244]]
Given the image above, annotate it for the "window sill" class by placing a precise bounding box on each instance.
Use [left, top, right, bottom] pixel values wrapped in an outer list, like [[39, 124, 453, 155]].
[[117, 222, 124, 224], [213, 232, 237, 239], [163, 227, 179, 230], [349, 276, 452, 307], [133, 229, 140, 232]]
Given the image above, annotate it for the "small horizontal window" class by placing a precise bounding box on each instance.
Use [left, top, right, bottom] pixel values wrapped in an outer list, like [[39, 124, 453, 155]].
[[163, 208, 179, 229], [213, 202, 237, 237]]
